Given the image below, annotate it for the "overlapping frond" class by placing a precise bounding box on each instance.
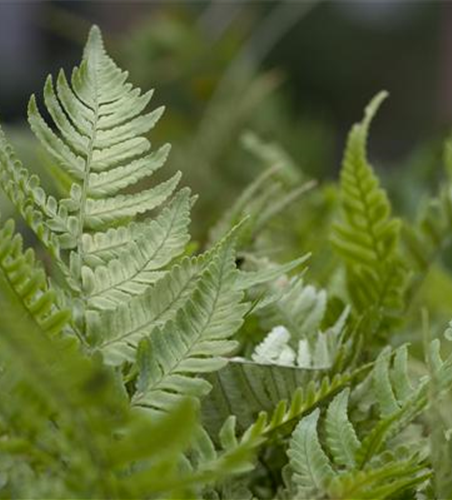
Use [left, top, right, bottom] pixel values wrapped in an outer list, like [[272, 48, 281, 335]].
[[202, 358, 363, 436], [132, 230, 247, 413], [0, 216, 70, 336], [285, 342, 452, 500], [287, 384, 428, 500], [87, 229, 235, 363], [81, 188, 191, 309], [0, 295, 200, 499]]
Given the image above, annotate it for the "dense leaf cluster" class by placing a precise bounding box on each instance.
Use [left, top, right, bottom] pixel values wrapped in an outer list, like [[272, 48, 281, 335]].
[[0, 26, 451, 500]]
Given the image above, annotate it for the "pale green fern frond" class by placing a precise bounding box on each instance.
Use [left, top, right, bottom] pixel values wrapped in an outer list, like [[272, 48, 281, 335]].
[[81, 188, 191, 309], [22, 26, 186, 315], [132, 229, 247, 413], [88, 228, 240, 365], [325, 388, 360, 468], [288, 408, 336, 499], [0, 26, 209, 366]]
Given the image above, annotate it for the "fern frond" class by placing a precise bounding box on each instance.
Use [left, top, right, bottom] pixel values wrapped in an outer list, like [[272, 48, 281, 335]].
[[0, 126, 76, 259], [81, 188, 191, 308], [355, 345, 432, 468], [202, 357, 365, 437], [87, 228, 237, 364], [288, 408, 336, 498], [286, 348, 434, 500], [331, 92, 407, 323], [132, 229, 247, 413], [373, 347, 401, 417], [328, 459, 430, 500], [0, 216, 70, 336], [16, 26, 188, 317], [325, 388, 361, 468]]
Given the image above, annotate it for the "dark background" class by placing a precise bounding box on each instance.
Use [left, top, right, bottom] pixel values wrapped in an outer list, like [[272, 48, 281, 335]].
[[0, 1, 449, 182]]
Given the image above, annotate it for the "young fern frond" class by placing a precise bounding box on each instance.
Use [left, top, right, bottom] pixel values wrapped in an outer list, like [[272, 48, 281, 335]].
[[331, 92, 407, 325]]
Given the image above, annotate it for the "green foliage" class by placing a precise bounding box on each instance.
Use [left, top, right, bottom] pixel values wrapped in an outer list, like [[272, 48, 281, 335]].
[[286, 343, 447, 500], [331, 92, 407, 329], [0, 24, 452, 500], [0, 26, 296, 498]]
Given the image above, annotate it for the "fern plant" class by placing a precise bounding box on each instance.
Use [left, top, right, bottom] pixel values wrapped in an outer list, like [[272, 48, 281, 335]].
[[0, 25, 305, 498], [1, 24, 452, 500]]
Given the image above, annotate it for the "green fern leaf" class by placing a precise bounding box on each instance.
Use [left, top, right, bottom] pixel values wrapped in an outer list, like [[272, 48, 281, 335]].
[[21, 25, 188, 317], [373, 348, 401, 417], [328, 459, 430, 500], [132, 229, 247, 412], [288, 408, 336, 498], [81, 189, 192, 308], [87, 228, 238, 364], [0, 217, 70, 336], [331, 92, 407, 323], [325, 388, 361, 468]]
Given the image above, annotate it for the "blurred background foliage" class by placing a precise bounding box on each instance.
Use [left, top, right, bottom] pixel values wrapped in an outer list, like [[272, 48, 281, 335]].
[[2, 0, 452, 339]]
